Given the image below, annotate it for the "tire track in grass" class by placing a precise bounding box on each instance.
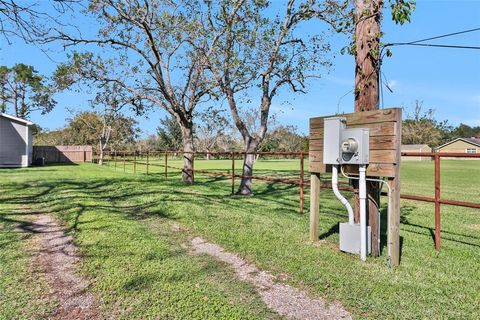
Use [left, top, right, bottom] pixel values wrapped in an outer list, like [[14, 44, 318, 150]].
[[27, 214, 103, 320], [190, 236, 351, 320]]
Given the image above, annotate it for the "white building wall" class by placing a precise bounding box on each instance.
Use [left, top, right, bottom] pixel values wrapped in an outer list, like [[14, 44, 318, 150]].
[[0, 116, 30, 167]]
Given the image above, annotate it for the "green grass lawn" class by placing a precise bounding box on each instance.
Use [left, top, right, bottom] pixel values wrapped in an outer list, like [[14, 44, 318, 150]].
[[1, 159, 479, 319]]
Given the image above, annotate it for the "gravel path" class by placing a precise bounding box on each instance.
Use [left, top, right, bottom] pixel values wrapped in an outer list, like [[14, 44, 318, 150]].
[[191, 237, 351, 320], [29, 214, 102, 320]]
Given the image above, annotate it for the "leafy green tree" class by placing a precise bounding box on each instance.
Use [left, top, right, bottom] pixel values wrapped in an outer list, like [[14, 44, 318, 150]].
[[0, 63, 55, 118], [33, 128, 69, 146], [402, 101, 452, 147], [156, 116, 183, 151], [67, 111, 138, 161], [35, 110, 140, 161], [452, 123, 480, 139], [259, 125, 307, 153]]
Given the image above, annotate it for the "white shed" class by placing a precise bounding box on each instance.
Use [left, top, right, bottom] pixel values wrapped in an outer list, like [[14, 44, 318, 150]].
[[0, 113, 34, 167]]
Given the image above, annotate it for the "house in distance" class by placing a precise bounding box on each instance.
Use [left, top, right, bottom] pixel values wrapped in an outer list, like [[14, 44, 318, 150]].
[[436, 137, 480, 156], [401, 144, 432, 161], [0, 113, 34, 167]]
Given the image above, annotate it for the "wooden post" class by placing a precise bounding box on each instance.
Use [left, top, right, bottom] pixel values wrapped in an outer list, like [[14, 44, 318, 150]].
[[387, 109, 402, 267], [310, 173, 321, 241], [146, 151, 149, 175], [123, 151, 126, 173], [387, 176, 400, 267], [133, 151, 137, 174], [114, 150, 117, 171], [434, 154, 441, 251], [231, 152, 235, 195], [164, 152, 168, 178], [299, 152, 304, 214]]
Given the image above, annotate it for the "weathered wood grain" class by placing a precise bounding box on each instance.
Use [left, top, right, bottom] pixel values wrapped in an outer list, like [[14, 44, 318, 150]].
[[311, 122, 397, 137], [309, 173, 321, 241], [309, 108, 401, 177], [310, 135, 397, 151], [310, 108, 399, 129]]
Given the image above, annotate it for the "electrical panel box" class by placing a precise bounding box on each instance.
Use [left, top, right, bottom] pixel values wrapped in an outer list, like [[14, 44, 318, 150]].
[[323, 117, 346, 164], [323, 117, 370, 165], [339, 222, 371, 255]]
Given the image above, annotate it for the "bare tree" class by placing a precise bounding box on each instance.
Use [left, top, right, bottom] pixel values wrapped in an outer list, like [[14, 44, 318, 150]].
[[54, 0, 218, 184], [194, 106, 228, 159], [200, 0, 343, 195], [90, 83, 139, 164], [0, 0, 78, 44]]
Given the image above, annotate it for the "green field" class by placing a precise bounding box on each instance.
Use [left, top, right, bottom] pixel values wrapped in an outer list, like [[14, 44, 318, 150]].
[[1, 159, 479, 319]]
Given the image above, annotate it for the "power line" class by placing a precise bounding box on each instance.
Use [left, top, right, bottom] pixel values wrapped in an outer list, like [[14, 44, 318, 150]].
[[388, 43, 480, 50], [383, 27, 480, 50], [406, 27, 480, 45]]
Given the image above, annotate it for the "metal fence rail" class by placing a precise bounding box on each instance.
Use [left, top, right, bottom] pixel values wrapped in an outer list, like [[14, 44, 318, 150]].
[[99, 150, 308, 213], [97, 150, 479, 251], [400, 152, 480, 250]]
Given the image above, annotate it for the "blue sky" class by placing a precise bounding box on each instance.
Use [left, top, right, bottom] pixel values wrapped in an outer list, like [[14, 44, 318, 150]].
[[0, 0, 479, 136]]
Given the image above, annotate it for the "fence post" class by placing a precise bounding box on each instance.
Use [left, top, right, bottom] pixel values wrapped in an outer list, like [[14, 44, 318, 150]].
[[299, 152, 304, 214], [146, 151, 149, 175], [114, 151, 117, 171], [231, 152, 235, 195], [133, 151, 137, 174], [435, 153, 441, 251], [123, 151, 126, 173], [310, 173, 321, 241], [165, 152, 168, 178]]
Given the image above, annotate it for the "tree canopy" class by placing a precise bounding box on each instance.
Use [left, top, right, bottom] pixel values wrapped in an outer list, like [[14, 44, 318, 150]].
[[0, 63, 56, 118]]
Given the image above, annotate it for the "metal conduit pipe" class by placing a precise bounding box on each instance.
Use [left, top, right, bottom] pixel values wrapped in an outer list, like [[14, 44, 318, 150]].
[[332, 165, 354, 225], [359, 165, 367, 261]]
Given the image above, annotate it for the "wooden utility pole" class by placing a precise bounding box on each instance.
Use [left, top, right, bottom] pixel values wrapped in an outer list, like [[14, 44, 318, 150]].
[[354, 0, 383, 257]]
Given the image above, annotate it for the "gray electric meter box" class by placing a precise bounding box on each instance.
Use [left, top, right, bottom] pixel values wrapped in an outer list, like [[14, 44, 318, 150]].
[[339, 223, 371, 255], [323, 117, 370, 165]]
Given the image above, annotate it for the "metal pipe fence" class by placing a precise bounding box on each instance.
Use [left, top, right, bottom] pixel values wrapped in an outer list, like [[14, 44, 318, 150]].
[[95, 150, 479, 250], [97, 150, 308, 213], [400, 152, 480, 250]]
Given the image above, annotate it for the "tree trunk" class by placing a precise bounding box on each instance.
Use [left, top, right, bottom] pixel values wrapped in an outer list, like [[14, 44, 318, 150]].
[[98, 150, 104, 165], [98, 141, 104, 165], [237, 139, 258, 195], [13, 88, 18, 117], [181, 126, 194, 184], [353, 0, 382, 256], [354, 0, 381, 112]]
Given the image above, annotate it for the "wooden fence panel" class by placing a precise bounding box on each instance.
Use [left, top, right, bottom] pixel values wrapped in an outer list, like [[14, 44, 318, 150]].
[[33, 145, 93, 163]]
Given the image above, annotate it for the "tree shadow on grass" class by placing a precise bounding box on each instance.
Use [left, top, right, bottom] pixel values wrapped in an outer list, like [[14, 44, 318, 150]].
[[3, 169, 479, 254]]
